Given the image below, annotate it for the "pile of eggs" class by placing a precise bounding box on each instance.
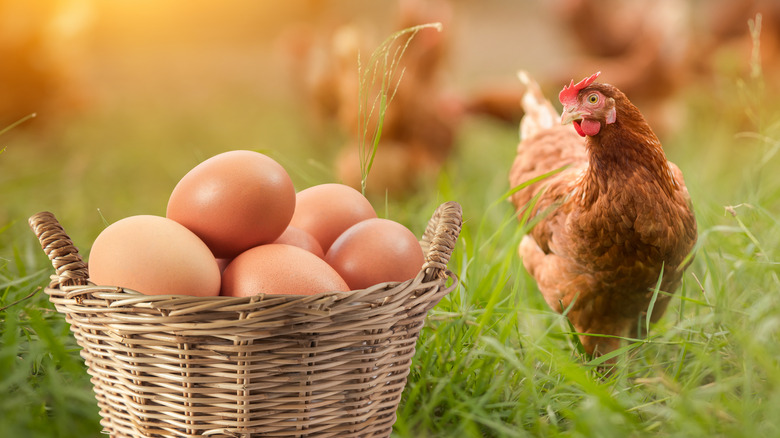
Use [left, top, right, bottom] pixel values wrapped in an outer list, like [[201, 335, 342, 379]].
[[88, 150, 425, 297]]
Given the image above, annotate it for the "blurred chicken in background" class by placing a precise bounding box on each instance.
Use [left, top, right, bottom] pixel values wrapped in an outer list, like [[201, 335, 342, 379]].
[[275, 1, 348, 128], [282, 0, 462, 198], [549, 0, 692, 136], [337, 0, 464, 198], [549, 0, 780, 135], [281, 0, 538, 198], [0, 0, 93, 128], [692, 0, 780, 93]]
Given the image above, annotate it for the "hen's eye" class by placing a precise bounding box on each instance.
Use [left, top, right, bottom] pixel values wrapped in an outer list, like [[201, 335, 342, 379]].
[[587, 93, 599, 104]]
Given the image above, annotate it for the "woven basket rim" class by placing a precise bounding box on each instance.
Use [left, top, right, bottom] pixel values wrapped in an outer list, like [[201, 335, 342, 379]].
[[44, 268, 453, 300], [30, 201, 463, 301]]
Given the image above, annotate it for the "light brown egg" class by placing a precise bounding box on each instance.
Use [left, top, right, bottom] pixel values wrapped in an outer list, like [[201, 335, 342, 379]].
[[88, 215, 221, 296], [289, 183, 376, 252], [221, 244, 349, 297], [325, 218, 424, 290], [273, 225, 324, 258], [166, 150, 296, 258]]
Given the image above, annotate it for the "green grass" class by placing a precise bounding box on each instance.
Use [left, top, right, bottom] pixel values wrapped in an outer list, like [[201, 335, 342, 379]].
[[388, 74, 780, 437], [0, 232, 103, 436], [3, 45, 780, 438]]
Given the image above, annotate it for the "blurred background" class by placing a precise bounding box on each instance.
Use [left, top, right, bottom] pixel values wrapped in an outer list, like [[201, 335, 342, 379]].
[[3, 0, 779, 231]]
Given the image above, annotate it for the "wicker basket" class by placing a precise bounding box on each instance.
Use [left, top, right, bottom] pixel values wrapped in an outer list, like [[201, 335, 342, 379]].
[[29, 201, 462, 438]]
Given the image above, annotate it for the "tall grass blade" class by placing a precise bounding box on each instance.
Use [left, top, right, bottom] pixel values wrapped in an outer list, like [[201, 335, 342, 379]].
[[646, 263, 664, 332], [0, 113, 36, 138], [356, 22, 442, 195]]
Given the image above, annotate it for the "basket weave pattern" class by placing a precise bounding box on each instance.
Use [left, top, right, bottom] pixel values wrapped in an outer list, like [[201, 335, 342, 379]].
[[30, 202, 462, 438]]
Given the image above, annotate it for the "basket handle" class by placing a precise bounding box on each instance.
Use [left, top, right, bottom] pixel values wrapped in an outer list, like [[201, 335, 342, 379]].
[[28, 211, 89, 287], [421, 201, 462, 282]]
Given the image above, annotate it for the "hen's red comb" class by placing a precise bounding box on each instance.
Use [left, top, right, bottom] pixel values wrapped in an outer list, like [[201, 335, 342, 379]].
[[559, 71, 601, 106]]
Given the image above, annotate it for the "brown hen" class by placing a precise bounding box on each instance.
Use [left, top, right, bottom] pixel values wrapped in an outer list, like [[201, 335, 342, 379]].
[[510, 71, 697, 356]]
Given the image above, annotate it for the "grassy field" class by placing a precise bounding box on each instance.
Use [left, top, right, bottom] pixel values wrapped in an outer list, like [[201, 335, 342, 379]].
[[3, 16, 780, 438]]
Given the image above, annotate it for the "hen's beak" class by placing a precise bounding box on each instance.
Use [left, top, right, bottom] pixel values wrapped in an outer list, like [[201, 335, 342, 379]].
[[561, 106, 584, 125]]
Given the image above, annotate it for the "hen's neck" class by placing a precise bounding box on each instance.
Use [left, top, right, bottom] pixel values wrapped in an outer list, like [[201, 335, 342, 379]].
[[580, 115, 675, 204]]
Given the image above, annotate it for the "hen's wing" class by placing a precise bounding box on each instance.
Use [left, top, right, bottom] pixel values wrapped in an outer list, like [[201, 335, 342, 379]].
[[509, 72, 591, 322], [519, 156, 696, 356], [509, 71, 586, 224]]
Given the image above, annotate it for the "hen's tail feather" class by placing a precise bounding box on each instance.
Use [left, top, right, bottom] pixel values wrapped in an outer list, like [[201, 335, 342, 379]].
[[517, 70, 560, 141]]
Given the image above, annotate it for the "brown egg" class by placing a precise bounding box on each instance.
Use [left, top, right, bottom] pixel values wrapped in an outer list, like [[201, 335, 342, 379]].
[[88, 215, 221, 296], [273, 225, 324, 258], [166, 150, 296, 258], [221, 244, 349, 297], [325, 218, 424, 290], [289, 183, 376, 252]]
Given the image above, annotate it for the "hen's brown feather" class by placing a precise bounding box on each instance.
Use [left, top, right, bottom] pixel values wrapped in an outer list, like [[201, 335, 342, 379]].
[[510, 73, 697, 356], [510, 72, 587, 220]]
